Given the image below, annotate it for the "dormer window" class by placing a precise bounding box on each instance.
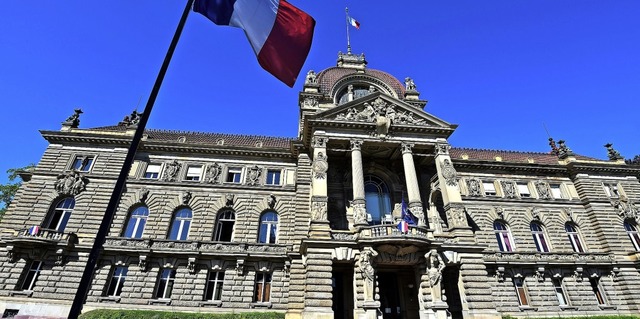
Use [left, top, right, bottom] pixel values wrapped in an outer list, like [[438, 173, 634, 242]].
[[337, 85, 373, 105]]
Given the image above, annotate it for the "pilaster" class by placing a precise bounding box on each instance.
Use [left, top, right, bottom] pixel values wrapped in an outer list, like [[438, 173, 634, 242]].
[[301, 248, 334, 319], [310, 133, 330, 238]]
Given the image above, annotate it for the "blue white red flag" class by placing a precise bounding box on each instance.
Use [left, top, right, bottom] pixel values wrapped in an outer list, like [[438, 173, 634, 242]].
[[397, 198, 416, 233], [28, 225, 40, 236], [348, 16, 360, 30], [193, 0, 316, 87]]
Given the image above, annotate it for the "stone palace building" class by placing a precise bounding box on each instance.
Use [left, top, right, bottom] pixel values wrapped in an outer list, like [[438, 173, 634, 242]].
[[1, 52, 640, 319]]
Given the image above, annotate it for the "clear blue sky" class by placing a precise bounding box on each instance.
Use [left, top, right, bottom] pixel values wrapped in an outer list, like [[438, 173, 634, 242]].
[[1, 1, 639, 185]]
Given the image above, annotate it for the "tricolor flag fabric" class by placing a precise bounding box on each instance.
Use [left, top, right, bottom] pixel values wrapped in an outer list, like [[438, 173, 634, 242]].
[[397, 198, 416, 233], [348, 16, 360, 30], [28, 225, 40, 236], [194, 0, 316, 87]]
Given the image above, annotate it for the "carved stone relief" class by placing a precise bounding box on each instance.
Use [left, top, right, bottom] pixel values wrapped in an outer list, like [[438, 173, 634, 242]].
[[501, 180, 517, 198], [267, 194, 277, 209], [181, 191, 192, 206], [446, 203, 468, 228], [162, 160, 181, 182], [535, 181, 551, 199], [54, 172, 88, 196], [247, 165, 262, 186], [137, 188, 150, 204], [440, 159, 458, 186], [334, 97, 426, 126], [225, 194, 235, 207], [612, 195, 639, 221], [206, 163, 222, 184], [466, 178, 482, 196], [312, 136, 327, 148], [352, 200, 367, 224], [311, 198, 328, 221], [312, 152, 328, 179], [434, 143, 450, 156]]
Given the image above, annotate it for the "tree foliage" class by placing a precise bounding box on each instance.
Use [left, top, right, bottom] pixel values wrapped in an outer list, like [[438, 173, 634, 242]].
[[0, 164, 35, 219]]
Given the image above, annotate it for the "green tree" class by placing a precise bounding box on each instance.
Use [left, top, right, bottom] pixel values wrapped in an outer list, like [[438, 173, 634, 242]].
[[0, 164, 35, 220]]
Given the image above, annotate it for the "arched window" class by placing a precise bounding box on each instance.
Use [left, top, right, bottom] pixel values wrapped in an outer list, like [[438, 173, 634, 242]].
[[565, 223, 585, 252], [214, 210, 235, 242], [258, 211, 278, 244], [364, 175, 391, 224], [624, 220, 640, 251], [493, 221, 515, 252], [530, 222, 550, 252], [123, 206, 149, 239], [45, 197, 75, 232], [168, 208, 192, 241]]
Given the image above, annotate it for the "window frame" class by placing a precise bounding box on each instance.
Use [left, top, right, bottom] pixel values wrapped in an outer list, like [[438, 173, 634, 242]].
[[253, 272, 272, 303], [565, 223, 586, 253], [204, 270, 225, 301], [70, 155, 96, 172], [45, 197, 75, 232], [517, 182, 531, 198], [589, 277, 607, 305], [530, 222, 550, 252], [226, 167, 243, 184], [549, 183, 564, 199], [143, 163, 162, 179], [265, 169, 282, 186], [105, 266, 128, 297], [552, 278, 569, 306], [493, 221, 516, 252], [483, 181, 497, 196], [20, 261, 43, 291], [155, 268, 176, 300], [624, 220, 640, 251], [513, 277, 530, 306], [603, 183, 620, 198], [213, 210, 235, 242], [123, 206, 149, 239], [258, 211, 278, 244], [185, 165, 203, 181], [168, 208, 192, 241]]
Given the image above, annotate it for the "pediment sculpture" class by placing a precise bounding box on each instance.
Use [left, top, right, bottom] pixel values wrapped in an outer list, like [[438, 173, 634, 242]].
[[334, 97, 427, 127], [54, 172, 88, 196]]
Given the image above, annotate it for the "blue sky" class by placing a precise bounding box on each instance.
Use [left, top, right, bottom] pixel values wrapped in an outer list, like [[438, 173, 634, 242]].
[[1, 1, 639, 185]]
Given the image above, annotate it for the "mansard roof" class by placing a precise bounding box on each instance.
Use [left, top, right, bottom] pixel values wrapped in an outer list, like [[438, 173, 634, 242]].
[[450, 147, 601, 164]]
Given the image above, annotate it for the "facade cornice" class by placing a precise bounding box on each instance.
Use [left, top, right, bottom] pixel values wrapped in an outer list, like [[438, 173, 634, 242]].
[[451, 159, 568, 174], [567, 161, 640, 176]]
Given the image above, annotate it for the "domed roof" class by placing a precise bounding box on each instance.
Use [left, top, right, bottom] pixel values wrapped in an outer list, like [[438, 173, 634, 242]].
[[316, 67, 406, 98]]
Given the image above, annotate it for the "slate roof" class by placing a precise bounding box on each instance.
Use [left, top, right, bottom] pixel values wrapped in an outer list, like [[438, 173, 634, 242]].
[[316, 67, 406, 97]]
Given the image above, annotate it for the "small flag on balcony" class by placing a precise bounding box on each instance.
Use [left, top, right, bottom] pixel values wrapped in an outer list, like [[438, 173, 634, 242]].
[[397, 199, 416, 233], [28, 225, 40, 236]]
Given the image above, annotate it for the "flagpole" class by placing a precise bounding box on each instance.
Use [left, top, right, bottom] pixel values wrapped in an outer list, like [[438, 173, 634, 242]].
[[67, 0, 195, 318], [345, 7, 352, 54]]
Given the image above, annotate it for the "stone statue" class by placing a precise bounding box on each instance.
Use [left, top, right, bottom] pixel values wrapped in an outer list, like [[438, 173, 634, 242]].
[[63, 109, 83, 128], [548, 138, 559, 155], [425, 250, 445, 302], [305, 70, 317, 85], [605, 143, 623, 161], [358, 248, 378, 301], [55, 172, 87, 196], [557, 140, 573, 159], [405, 77, 417, 91], [613, 194, 639, 220], [267, 194, 277, 209]]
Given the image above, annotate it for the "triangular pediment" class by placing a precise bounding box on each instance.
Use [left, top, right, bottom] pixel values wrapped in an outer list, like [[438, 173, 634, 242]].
[[310, 92, 456, 130]]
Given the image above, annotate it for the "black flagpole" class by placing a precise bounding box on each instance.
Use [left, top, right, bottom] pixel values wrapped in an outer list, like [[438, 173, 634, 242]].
[[68, 0, 195, 317]]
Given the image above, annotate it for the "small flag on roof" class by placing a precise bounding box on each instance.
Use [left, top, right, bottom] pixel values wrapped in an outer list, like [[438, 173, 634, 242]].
[[194, 0, 316, 87], [348, 16, 360, 30]]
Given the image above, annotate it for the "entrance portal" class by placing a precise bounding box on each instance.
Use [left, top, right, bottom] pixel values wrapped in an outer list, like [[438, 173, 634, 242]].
[[332, 266, 354, 319], [378, 270, 420, 319]]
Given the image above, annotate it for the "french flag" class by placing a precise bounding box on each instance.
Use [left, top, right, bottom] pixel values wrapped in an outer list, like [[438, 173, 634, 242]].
[[194, 0, 316, 87]]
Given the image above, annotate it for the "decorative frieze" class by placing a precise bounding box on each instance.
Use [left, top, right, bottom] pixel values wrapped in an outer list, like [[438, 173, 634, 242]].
[[334, 97, 426, 126]]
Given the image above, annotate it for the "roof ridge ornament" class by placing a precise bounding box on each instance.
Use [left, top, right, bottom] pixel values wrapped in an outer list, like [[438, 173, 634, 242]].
[[61, 108, 83, 130], [337, 51, 367, 70]]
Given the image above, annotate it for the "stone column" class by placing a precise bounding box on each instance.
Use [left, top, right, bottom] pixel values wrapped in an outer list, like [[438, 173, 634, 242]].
[[310, 134, 330, 238], [351, 140, 367, 226], [401, 142, 426, 227]]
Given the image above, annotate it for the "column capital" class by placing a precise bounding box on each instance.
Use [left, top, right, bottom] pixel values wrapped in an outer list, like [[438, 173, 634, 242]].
[[434, 143, 450, 156], [401, 142, 414, 154], [350, 139, 363, 151], [312, 136, 328, 148]]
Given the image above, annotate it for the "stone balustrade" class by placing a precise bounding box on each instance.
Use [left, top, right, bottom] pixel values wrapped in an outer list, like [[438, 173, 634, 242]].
[[102, 237, 289, 255], [17, 227, 76, 246], [482, 251, 615, 265]]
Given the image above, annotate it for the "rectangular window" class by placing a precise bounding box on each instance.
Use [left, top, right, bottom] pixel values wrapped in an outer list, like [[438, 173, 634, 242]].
[[105, 266, 128, 297], [204, 271, 225, 301], [514, 278, 530, 306], [517, 183, 531, 198], [589, 278, 606, 305], [226, 167, 242, 183], [483, 181, 497, 196], [155, 269, 176, 299], [71, 155, 95, 172], [20, 261, 43, 291], [553, 278, 568, 306], [144, 163, 162, 179], [603, 183, 620, 198], [265, 170, 281, 185], [185, 165, 202, 181], [254, 272, 272, 302], [550, 184, 563, 199]]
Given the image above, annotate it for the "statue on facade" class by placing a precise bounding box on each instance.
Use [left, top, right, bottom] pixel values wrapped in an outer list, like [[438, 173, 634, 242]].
[[358, 248, 378, 301], [162, 160, 181, 182], [612, 194, 639, 220], [311, 200, 328, 221], [605, 143, 624, 161], [63, 109, 83, 128], [548, 138, 559, 155], [557, 140, 573, 159], [305, 70, 317, 85], [425, 250, 445, 302], [467, 178, 482, 196], [55, 172, 87, 196]]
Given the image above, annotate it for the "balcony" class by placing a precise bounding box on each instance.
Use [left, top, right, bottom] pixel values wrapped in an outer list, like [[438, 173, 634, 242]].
[[346, 225, 432, 244], [8, 227, 77, 247]]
